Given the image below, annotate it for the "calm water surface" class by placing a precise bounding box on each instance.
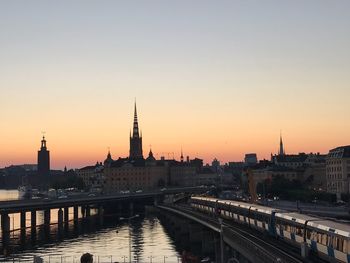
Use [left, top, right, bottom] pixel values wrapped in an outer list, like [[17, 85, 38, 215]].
[[0, 190, 182, 263]]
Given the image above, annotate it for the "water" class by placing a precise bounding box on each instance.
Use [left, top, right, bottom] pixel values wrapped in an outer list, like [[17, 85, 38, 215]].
[[0, 190, 183, 263], [0, 190, 19, 201]]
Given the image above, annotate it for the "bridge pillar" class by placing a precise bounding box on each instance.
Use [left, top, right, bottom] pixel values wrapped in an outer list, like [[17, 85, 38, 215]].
[[73, 206, 79, 232], [44, 209, 51, 225], [81, 206, 86, 218], [98, 206, 104, 226], [73, 206, 79, 221], [58, 208, 63, 235], [129, 202, 134, 216], [31, 210, 37, 239], [64, 207, 69, 231], [20, 211, 26, 241], [64, 207, 69, 222], [1, 213, 10, 247], [85, 206, 91, 217]]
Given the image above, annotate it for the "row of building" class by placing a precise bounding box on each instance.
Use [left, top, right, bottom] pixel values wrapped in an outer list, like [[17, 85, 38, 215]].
[[76, 103, 349, 199], [247, 136, 350, 200], [76, 103, 221, 193]]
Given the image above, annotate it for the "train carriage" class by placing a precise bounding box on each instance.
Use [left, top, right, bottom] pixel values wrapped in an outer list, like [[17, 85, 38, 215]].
[[190, 196, 350, 263], [275, 212, 350, 263]]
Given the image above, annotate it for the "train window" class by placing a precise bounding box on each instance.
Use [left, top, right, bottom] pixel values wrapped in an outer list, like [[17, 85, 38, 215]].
[[336, 237, 344, 252], [321, 234, 327, 246], [296, 227, 303, 237]]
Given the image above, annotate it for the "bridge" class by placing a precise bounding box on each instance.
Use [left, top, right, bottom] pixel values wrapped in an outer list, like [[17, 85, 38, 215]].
[[0, 187, 206, 250], [157, 204, 318, 263]]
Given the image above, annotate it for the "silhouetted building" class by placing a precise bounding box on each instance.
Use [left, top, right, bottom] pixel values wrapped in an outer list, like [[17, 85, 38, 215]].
[[37, 136, 50, 176], [326, 145, 350, 199], [129, 102, 143, 160], [211, 158, 220, 172], [244, 153, 257, 166], [279, 133, 285, 156]]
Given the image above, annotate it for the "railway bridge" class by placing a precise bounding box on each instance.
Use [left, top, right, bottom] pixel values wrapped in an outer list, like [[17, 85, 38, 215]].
[[158, 204, 318, 263], [0, 187, 205, 252]]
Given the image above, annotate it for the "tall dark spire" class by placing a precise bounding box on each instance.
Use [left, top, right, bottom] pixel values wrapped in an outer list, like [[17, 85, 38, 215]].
[[133, 101, 140, 138], [279, 132, 285, 156], [129, 101, 143, 159]]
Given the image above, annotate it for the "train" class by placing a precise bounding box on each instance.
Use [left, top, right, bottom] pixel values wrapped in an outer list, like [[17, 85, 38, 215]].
[[190, 196, 350, 263]]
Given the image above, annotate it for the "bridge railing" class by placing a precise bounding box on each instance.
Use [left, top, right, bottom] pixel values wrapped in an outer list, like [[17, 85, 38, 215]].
[[1, 255, 182, 263]]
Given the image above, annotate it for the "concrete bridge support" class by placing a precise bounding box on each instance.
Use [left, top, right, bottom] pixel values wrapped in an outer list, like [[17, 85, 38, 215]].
[[58, 208, 63, 235], [20, 211, 26, 241], [73, 206, 79, 231], [31, 210, 36, 239], [129, 202, 134, 216], [85, 206, 91, 217], [98, 206, 104, 226], [74, 206, 79, 221], [44, 209, 51, 235], [64, 207, 69, 231], [1, 213, 10, 247]]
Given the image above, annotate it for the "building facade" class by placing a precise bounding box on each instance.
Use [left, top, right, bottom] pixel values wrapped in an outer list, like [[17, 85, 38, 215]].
[[326, 146, 350, 198], [77, 103, 202, 193]]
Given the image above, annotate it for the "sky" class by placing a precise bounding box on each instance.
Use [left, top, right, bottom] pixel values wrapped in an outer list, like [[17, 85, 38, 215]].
[[0, 1, 349, 169]]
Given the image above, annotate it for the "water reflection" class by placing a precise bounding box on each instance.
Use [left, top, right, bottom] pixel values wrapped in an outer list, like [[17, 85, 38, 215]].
[[1, 211, 181, 262], [0, 191, 195, 263]]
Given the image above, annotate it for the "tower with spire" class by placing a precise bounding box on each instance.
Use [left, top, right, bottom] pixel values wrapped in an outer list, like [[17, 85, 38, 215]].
[[129, 101, 143, 160], [278, 132, 285, 156], [37, 135, 50, 176]]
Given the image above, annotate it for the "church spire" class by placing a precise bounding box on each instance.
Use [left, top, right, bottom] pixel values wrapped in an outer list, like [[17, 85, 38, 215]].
[[133, 100, 140, 138], [279, 131, 285, 156], [129, 101, 143, 159]]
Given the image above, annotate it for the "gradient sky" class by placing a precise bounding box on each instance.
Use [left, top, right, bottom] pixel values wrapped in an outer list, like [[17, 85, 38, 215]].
[[1, 1, 349, 169]]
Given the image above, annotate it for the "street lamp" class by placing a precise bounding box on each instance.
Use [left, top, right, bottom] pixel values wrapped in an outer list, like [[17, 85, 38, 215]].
[[218, 218, 224, 263], [119, 214, 139, 263]]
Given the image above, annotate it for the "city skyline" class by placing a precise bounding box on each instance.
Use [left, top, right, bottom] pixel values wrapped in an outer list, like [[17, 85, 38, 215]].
[[1, 1, 349, 169], [0, 101, 347, 170]]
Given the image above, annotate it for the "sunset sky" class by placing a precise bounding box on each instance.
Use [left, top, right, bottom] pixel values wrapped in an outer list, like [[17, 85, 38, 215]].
[[1, 1, 349, 169]]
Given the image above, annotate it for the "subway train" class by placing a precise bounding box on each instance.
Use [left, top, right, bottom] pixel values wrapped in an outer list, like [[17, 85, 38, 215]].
[[190, 196, 350, 263]]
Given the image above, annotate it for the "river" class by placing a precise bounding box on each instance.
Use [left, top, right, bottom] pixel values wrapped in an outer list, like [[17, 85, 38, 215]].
[[0, 190, 191, 263]]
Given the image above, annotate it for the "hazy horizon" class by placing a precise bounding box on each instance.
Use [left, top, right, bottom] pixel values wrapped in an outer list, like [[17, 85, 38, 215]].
[[1, 1, 349, 169]]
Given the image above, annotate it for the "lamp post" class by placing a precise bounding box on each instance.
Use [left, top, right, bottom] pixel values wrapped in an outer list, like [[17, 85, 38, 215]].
[[218, 218, 224, 263], [120, 214, 139, 263]]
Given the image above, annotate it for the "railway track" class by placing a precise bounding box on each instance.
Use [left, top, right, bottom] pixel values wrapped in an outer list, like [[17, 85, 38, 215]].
[[159, 204, 306, 263]]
